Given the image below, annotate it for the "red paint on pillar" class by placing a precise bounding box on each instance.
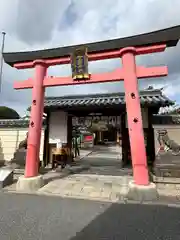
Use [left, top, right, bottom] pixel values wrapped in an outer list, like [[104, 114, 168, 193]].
[[36, 82, 45, 165], [120, 47, 149, 186], [25, 60, 47, 178], [37, 68, 47, 161]]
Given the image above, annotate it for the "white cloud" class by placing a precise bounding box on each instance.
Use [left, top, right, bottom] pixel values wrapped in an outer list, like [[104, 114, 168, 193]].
[[0, 0, 180, 116]]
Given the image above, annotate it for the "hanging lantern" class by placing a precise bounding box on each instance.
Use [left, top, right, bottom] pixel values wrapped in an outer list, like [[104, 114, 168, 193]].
[[71, 47, 89, 81]]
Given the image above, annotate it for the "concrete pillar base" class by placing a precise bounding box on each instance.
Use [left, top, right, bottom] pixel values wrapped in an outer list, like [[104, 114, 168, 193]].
[[126, 180, 158, 201], [16, 175, 44, 192]]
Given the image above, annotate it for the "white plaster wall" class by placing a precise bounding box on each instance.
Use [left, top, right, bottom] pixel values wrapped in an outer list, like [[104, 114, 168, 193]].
[[125, 107, 148, 128], [0, 128, 44, 162], [49, 110, 67, 144]]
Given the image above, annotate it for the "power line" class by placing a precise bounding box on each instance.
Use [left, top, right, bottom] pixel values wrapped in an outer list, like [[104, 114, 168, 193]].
[[0, 31, 6, 94]]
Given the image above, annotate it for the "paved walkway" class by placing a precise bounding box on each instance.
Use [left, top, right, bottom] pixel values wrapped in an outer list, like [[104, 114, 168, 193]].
[[38, 173, 180, 202], [4, 171, 180, 202], [74, 149, 93, 160], [4, 146, 180, 202], [38, 174, 133, 202], [76, 145, 131, 176]]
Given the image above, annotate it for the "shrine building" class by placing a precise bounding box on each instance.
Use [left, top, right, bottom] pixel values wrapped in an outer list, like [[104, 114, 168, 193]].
[[43, 88, 173, 166], [0, 88, 173, 168]]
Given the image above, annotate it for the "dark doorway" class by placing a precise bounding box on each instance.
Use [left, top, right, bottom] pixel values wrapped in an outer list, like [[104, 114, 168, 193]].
[[103, 127, 117, 142], [94, 127, 117, 145]]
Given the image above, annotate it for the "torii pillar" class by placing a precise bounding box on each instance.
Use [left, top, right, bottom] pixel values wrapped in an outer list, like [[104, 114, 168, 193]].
[[120, 47, 158, 200], [16, 60, 47, 190], [121, 47, 149, 185], [25, 60, 47, 177]]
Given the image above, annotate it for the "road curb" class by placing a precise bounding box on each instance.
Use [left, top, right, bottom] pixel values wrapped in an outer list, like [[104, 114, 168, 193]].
[[2, 189, 180, 207]]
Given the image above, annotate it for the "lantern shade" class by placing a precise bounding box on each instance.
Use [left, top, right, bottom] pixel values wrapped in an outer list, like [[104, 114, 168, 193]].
[[71, 47, 89, 80]]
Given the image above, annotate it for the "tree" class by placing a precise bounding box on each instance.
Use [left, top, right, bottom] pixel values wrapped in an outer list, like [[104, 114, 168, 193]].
[[0, 106, 20, 119], [27, 106, 31, 112], [23, 105, 47, 119]]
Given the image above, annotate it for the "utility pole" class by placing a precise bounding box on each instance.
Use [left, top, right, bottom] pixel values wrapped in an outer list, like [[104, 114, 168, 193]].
[[0, 31, 6, 93]]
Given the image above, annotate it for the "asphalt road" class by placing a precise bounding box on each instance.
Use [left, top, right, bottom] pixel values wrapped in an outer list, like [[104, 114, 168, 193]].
[[0, 192, 180, 240]]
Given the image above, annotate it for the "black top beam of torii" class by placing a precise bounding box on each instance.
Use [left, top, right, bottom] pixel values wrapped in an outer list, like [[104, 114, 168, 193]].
[[3, 25, 180, 66]]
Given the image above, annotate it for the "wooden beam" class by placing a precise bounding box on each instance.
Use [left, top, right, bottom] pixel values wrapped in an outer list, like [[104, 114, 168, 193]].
[[136, 66, 168, 78], [14, 65, 168, 90], [13, 44, 166, 69]]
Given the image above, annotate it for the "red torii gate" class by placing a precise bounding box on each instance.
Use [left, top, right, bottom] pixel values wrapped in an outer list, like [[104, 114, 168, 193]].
[[3, 25, 180, 198]]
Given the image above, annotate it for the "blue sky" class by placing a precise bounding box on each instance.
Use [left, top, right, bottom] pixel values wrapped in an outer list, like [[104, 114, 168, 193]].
[[0, 0, 180, 116]]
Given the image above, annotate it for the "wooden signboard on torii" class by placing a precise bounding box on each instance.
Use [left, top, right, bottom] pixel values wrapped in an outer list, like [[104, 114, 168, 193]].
[[3, 25, 180, 193]]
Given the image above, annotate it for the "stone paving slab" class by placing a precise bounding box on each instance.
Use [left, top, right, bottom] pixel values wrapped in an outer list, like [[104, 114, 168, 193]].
[[37, 174, 132, 202], [153, 175, 180, 184], [3, 172, 180, 203]]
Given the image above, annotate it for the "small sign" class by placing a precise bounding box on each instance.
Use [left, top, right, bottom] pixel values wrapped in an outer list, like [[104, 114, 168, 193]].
[[84, 135, 93, 142], [71, 47, 89, 80], [0, 169, 11, 179]]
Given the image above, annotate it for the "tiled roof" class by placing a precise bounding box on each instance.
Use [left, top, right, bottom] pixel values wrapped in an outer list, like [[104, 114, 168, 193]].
[[0, 119, 46, 128], [152, 114, 180, 125], [44, 90, 173, 109]]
